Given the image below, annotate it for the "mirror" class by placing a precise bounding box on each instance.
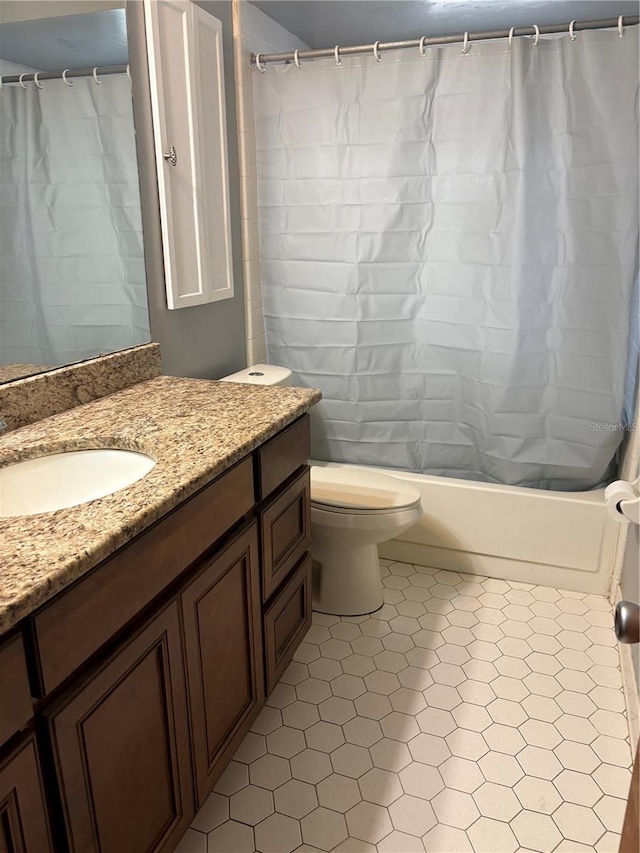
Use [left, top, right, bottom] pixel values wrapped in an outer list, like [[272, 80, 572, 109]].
[[0, 0, 151, 384]]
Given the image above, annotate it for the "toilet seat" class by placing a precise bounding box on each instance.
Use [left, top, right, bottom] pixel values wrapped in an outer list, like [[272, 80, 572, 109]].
[[311, 467, 421, 515]]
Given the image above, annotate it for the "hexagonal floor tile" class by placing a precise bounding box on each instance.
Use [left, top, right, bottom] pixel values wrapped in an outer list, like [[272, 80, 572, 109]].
[[472, 781, 521, 821], [331, 744, 374, 779], [399, 761, 445, 799], [389, 793, 437, 836], [230, 785, 274, 825], [305, 721, 345, 753], [274, 779, 318, 818], [439, 756, 484, 794], [423, 822, 475, 853], [370, 738, 412, 772], [317, 773, 361, 812], [290, 749, 333, 784], [510, 809, 562, 852], [255, 812, 301, 853], [359, 766, 404, 806], [513, 776, 562, 814], [249, 754, 291, 790], [343, 716, 383, 748], [432, 789, 480, 830], [553, 802, 607, 846], [208, 820, 255, 853], [301, 807, 348, 850], [467, 817, 518, 853], [346, 801, 394, 843]]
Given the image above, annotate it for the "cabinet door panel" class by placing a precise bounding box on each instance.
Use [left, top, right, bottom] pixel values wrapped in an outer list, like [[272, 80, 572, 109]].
[[181, 523, 263, 804], [46, 601, 192, 853], [264, 556, 312, 695], [0, 735, 53, 853], [260, 467, 311, 603]]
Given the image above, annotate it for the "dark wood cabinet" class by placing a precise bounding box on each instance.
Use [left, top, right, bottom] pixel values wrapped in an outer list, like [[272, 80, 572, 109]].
[[181, 522, 263, 806], [0, 735, 53, 853], [0, 414, 314, 853], [260, 467, 311, 603], [45, 601, 192, 853], [264, 555, 313, 694]]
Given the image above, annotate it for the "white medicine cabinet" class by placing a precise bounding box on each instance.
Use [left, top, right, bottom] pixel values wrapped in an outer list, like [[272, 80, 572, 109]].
[[144, 0, 234, 309]]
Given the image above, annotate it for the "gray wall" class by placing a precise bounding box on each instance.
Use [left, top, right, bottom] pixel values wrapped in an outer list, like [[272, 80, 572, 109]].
[[126, 0, 246, 380]]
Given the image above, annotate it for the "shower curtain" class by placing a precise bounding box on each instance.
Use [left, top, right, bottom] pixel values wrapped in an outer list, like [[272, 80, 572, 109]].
[[0, 74, 149, 368], [254, 29, 639, 490]]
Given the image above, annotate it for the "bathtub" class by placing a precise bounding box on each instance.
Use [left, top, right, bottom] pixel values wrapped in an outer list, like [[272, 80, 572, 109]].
[[311, 461, 622, 595]]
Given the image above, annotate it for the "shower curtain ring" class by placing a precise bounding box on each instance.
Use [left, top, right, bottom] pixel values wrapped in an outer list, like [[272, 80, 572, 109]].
[[294, 49, 302, 70], [334, 45, 342, 66], [569, 20, 577, 40], [462, 31, 470, 54], [618, 15, 624, 37], [532, 24, 540, 46], [508, 26, 516, 47], [92, 67, 102, 84], [419, 36, 427, 57], [33, 72, 43, 89], [19, 73, 28, 89], [373, 41, 382, 62], [62, 69, 73, 86], [255, 53, 266, 72]]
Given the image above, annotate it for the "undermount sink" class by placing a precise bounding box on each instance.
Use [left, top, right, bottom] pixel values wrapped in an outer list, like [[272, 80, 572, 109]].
[[0, 449, 156, 518]]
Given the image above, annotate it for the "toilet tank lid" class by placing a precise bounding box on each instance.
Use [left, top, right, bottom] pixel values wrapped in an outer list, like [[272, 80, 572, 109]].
[[311, 467, 421, 511], [219, 364, 292, 385]]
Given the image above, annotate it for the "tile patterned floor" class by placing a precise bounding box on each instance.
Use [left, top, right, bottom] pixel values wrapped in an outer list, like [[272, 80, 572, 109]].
[[178, 561, 633, 853]]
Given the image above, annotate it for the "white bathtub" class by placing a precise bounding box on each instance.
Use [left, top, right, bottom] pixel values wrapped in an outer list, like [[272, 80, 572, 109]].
[[311, 461, 622, 595]]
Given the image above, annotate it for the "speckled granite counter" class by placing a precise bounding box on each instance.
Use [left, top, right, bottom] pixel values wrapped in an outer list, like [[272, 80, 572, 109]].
[[0, 376, 321, 634]]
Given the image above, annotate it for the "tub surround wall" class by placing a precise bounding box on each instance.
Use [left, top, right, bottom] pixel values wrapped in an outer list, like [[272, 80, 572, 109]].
[[233, 0, 308, 365], [0, 375, 320, 633], [0, 342, 161, 432]]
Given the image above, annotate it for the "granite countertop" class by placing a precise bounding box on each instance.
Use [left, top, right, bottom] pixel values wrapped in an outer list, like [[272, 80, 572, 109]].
[[0, 376, 321, 634]]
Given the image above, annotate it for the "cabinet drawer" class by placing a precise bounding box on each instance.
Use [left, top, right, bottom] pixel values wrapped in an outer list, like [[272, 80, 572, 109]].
[[44, 600, 193, 853], [34, 456, 254, 696], [181, 522, 263, 805], [264, 555, 312, 694], [0, 633, 32, 745], [0, 734, 53, 853], [260, 468, 311, 603], [255, 415, 310, 500]]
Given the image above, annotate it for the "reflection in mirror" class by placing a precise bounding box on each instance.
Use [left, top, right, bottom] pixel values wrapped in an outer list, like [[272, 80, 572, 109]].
[[0, 1, 151, 384]]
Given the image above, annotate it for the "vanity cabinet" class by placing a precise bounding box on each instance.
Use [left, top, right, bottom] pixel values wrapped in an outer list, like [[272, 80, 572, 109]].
[[180, 522, 263, 804], [0, 736, 53, 853], [45, 601, 192, 853], [0, 413, 313, 852]]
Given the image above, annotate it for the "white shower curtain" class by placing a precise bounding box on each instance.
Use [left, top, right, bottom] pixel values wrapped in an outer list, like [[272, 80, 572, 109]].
[[0, 75, 149, 368], [255, 30, 639, 490]]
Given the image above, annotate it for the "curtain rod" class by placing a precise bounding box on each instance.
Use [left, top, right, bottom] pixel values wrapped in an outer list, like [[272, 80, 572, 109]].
[[0, 64, 129, 86], [251, 15, 640, 67]]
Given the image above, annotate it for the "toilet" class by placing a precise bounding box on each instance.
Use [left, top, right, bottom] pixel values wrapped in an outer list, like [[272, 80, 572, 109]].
[[220, 364, 423, 616]]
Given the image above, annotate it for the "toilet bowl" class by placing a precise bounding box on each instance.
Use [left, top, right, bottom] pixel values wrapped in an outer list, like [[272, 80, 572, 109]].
[[218, 364, 423, 616], [310, 466, 422, 616]]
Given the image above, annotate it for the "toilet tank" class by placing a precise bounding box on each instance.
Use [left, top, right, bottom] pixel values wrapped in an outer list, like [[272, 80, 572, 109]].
[[219, 364, 292, 386]]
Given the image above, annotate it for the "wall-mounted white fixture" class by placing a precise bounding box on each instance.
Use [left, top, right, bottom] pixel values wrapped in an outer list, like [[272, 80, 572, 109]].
[[144, 0, 234, 309], [606, 476, 640, 524]]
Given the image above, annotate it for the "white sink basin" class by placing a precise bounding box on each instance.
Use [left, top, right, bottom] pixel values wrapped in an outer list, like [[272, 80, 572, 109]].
[[0, 449, 156, 518]]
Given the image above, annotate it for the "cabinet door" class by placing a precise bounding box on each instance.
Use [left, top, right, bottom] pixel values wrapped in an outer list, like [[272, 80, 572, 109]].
[[0, 735, 53, 853], [181, 522, 264, 805], [45, 601, 193, 853], [144, 0, 234, 309]]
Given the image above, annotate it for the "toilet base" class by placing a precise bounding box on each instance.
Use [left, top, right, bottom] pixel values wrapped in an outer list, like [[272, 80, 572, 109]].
[[311, 542, 384, 616]]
